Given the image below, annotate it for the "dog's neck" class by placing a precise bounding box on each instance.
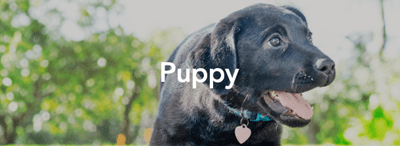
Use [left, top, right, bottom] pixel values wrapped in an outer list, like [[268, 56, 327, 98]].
[[224, 104, 273, 122], [219, 88, 273, 122]]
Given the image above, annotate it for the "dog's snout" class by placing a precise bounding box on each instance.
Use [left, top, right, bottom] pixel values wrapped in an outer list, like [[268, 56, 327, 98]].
[[315, 58, 335, 75]]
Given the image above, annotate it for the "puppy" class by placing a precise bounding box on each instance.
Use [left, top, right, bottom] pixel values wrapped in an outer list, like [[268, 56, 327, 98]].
[[151, 3, 335, 146]]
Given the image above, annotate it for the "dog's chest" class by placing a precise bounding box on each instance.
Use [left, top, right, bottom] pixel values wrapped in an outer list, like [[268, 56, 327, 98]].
[[168, 118, 281, 145]]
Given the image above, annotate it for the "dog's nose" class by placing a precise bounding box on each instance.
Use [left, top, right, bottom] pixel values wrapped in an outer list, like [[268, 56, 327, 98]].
[[315, 58, 335, 76]]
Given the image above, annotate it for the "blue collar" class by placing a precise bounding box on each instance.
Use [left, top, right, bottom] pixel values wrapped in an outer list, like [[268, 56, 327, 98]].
[[226, 106, 273, 122]]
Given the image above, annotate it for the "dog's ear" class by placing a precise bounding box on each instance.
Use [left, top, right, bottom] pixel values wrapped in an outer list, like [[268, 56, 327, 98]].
[[282, 6, 307, 25], [188, 18, 239, 95]]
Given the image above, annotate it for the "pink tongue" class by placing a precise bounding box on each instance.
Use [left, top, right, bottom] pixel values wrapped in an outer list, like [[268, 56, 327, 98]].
[[276, 91, 313, 120]]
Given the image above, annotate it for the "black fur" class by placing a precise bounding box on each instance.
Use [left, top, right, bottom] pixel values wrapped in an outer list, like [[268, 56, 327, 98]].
[[151, 4, 335, 145]]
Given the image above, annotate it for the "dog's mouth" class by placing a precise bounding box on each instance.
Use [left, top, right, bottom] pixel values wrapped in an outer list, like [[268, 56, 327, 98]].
[[263, 91, 313, 120]]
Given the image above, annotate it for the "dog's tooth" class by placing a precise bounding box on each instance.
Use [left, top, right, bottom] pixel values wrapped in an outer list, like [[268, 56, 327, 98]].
[[271, 91, 276, 97], [312, 107, 314, 110]]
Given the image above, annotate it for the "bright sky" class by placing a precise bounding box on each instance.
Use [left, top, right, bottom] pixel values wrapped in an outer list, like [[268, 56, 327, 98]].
[[25, 0, 400, 63]]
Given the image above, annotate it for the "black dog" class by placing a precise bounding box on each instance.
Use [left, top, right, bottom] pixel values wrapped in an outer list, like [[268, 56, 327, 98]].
[[151, 3, 335, 146]]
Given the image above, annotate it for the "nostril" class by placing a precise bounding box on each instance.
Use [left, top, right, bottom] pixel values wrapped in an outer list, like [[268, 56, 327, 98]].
[[320, 66, 327, 72], [315, 58, 335, 74]]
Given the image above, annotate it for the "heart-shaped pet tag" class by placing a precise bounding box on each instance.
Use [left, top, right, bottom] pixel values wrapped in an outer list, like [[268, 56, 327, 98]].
[[235, 124, 251, 144]]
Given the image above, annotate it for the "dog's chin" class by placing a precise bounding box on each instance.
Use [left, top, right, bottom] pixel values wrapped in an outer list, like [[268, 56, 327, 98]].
[[257, 90, 313, 127]]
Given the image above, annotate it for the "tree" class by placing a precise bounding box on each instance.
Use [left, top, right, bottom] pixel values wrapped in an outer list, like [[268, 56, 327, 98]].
[[0, 0, 166, 144]]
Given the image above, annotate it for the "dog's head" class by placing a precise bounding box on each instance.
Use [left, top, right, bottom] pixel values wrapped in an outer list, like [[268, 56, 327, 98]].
[[188, 4, 335, 127]]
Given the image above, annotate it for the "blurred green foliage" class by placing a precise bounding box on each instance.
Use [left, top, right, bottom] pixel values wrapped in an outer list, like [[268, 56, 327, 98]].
[[0, 0, 399, 145], [0, 0, 179, 144]]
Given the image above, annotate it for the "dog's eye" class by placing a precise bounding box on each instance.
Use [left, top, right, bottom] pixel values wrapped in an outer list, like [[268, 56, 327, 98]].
[[268, 37, 281, 47], [308, 33, 313, 43]]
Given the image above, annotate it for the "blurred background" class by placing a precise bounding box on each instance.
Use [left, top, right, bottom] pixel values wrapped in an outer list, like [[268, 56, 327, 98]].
[[0, 0, 399, 145]]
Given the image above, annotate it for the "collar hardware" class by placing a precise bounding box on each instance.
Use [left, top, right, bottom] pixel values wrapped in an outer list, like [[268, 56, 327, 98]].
[[226, 106, 273, 122]]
